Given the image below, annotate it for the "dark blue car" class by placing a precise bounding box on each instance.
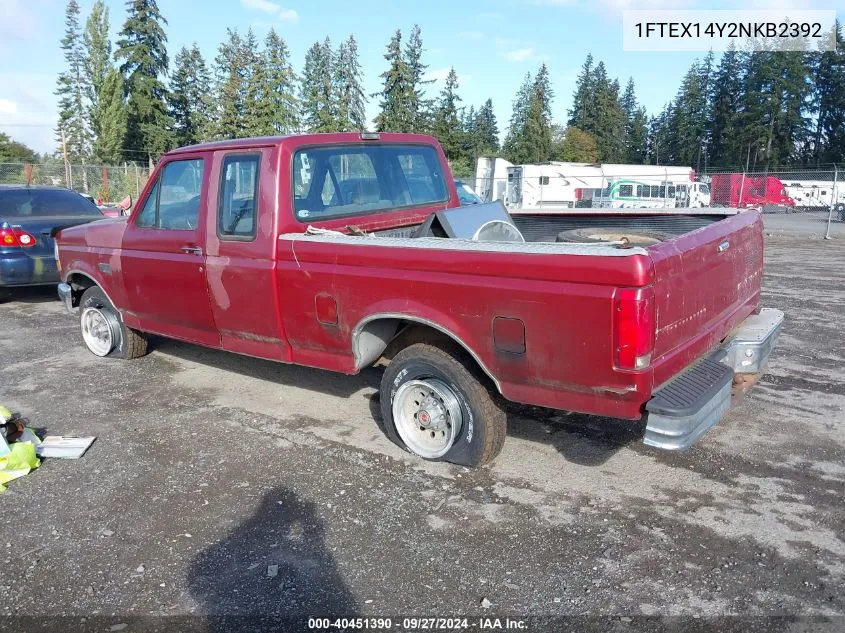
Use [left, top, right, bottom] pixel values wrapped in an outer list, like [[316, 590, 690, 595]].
[[0, 185, 104, 291]]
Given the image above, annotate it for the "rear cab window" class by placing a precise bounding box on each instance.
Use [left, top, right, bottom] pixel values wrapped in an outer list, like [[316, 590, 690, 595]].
[[292, 144, 448, 222], [0, 188, 102, 217]]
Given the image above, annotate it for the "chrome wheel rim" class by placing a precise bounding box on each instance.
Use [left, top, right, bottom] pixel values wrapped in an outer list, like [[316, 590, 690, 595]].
[[81, 307, 114, 357], [392, 378, 463, 459]]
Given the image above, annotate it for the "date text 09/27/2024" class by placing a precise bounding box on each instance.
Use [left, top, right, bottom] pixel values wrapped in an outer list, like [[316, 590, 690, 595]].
[[307, 617, 529, 630]]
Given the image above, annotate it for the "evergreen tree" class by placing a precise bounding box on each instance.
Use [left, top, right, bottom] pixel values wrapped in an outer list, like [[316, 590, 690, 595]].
[[214, 29, 249, 139], [299, 38, 336, 132], [374, 30, 413, 132], [242, 29, 277, 136], [264, 29, 300, 134], [404, 25, 434, 132], [667, 58, 711, 168], [93, 68, 127, 163], [708, 44, 744, 166], [114, 0, 172, 157], [432, 68, 464, 160], [472, 99, 499, 156], [55, 0, 90, 161], [169, 44, 213, 146], [590, 63, 626, 162], [82, 0, 112, 157], [621, 79, 647, 163], [810, 21, 845, 163], [502, 72, 533, 163], [334, 35, 367, 132], [568, 53, 594, 131]]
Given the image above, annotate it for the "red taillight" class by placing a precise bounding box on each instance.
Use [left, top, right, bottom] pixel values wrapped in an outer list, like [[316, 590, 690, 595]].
[[0, 227, 37, 248], [613, 287, 655, 371]]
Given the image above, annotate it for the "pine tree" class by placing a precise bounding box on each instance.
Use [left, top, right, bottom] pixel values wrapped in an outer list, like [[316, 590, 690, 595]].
[[502, 72, 533, 163], [708, 44, 744, 166], [83, 0, 112, 158], [55, 0, 90, 161], [524, 63, 554, 163], [568, 54, 594, 131], [242, 29, 277, 136], [620, 79, 647, 163], [94, 68, 127, 163], [169, 45, 213, 146], [810, 21, 845, 163], [374, 30, 413, 132], [590, 63, 626, 162], [472, 99, 499, 156], [432, 68, 463, 160], [300, 38, 336, 132], [667, 59, 710, 167], [214, 29, 248, 139], [404, 25, 434, 132], [114, 0, 172, 158], [334, 35, 367, 132], [264, 29, 299, 134]]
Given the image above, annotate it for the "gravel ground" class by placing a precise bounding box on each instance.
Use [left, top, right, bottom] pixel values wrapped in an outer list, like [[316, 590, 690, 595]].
[[0, 216, 842, 631]]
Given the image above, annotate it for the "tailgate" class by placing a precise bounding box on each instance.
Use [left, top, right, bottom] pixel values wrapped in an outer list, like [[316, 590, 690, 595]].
[[648, 211, 763, 374]]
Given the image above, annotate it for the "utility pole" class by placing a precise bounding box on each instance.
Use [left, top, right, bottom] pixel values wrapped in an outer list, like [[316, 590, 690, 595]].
[[61, 127, 72, 189]]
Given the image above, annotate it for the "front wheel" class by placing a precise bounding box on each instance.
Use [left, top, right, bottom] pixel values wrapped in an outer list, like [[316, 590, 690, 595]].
[[379, 342, 506, 467], [79, 286, 148, 359]]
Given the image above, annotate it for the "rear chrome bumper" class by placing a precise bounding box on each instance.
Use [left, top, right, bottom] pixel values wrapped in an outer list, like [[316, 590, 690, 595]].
[[720, 308, 784, 374], [644, 307, 783, 450], [57, 282, 75, 315]]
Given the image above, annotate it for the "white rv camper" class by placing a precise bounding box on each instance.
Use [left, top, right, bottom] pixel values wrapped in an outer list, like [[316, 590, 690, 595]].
[[473, 157, 513, 203], [783, 180, 845, 209], [498, 162, 702, 211]]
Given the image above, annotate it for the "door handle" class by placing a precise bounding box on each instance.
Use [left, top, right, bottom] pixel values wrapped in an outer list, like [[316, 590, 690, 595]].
[[180, 246, 203, 256]]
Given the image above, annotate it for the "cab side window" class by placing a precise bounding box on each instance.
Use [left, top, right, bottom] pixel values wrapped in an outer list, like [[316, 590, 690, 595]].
[[218, 155, 259, 239], [134, 159, 204, 230]]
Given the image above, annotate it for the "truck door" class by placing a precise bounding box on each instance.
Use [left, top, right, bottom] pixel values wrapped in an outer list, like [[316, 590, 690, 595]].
[[203, 147, 291, 361], [120, 155, 219, 346]]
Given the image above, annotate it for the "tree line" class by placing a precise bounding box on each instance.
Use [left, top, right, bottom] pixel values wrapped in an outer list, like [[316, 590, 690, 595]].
[[21, 0, 845, 177]]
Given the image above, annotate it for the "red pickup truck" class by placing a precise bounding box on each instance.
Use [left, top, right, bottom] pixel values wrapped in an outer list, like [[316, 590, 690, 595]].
[[55, 133, 782, 467]]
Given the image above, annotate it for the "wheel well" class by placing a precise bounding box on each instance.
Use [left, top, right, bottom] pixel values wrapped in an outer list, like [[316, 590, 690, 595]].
[[353, 317, 501, 393], [65, 273, 97, 307]]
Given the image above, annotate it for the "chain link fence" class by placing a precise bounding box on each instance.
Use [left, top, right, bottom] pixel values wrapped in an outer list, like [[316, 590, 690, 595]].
[[0, 162, 152, 203]]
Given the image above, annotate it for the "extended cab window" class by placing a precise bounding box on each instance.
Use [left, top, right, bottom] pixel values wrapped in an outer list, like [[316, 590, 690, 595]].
[[135, 159, 204, 230], [292, 144, 447, 221], [218, 154, 259, 239]]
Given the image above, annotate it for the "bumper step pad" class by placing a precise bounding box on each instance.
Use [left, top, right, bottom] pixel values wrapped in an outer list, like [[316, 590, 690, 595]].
[[644, 357, 734, 450]]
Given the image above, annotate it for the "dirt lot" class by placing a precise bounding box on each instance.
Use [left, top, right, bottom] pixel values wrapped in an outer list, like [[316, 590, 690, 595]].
[[0, 214, 843, 631]]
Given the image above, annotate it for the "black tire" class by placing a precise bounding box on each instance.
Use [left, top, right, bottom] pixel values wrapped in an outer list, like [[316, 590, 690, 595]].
[[79, 286, 148, 359], [380, 342, 506, 467], [556, 227, 674, 246], [836, 203, 845, 221]]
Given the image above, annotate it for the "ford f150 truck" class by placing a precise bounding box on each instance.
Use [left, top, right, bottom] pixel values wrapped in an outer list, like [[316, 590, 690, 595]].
[[55, 133, 783, 467]]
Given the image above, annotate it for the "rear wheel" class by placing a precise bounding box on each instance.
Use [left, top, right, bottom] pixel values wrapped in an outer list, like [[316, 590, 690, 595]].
[[79, 286, 147, 359], [380, 342, 506, 467]]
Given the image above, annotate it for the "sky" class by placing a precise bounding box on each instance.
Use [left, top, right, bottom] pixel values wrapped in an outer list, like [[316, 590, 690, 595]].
[[0, 0, 841, 157]]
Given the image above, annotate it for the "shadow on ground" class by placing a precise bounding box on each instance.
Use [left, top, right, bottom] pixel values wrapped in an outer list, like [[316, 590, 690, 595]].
[[155, 336, 644, 468], [151, 336, 381, 398], [187, 487, 359, 632], [0, 286, 58, 304]]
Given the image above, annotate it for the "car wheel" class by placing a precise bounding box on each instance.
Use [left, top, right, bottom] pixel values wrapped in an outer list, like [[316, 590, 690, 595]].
[[79, 286, 148, 359], [380, 342, 506, 467]]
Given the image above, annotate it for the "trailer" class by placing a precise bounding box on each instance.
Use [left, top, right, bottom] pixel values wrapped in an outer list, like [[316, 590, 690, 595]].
[[783, 180, 845, 210], [495, 161, 699, 211], [710, 174, 795, 209], [473, 157, 513, 203]]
